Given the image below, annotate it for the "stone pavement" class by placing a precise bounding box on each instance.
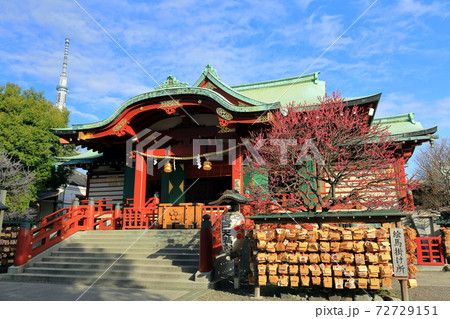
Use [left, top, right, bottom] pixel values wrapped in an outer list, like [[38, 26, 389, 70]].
[[0, 270, 448, 301], [0, 280, 207, 301], [194, 271, 450, 301]]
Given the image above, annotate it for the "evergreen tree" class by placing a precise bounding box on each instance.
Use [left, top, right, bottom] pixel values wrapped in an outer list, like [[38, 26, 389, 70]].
[[0, 82, 75, 217]]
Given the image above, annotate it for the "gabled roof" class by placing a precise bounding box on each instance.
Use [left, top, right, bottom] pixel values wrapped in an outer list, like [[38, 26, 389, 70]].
[[192, 64, 270, 106], [230, 71, 326, 106], [373, 113, 438, 141]]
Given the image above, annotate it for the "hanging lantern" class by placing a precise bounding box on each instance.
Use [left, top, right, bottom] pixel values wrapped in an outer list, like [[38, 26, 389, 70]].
[[221, 211, 246, 258], [164, 161, 172, 173], [203, 160, 212, 171]]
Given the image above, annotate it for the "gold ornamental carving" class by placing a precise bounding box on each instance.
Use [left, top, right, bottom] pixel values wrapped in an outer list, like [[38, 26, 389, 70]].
[[160, 99, 180, 108], [216, 107, 233, 120], [79, 132, 94, 140], [254, 112, 273, 123], [203, 81, 217, 90], [159, 99, 181, 114], [111, 118, 128, 137], [217, 125, 230, 133], [112, 118, 127, 132]]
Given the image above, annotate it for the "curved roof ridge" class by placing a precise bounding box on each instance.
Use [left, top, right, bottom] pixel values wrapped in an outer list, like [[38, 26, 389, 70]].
[[373, 112, 417, 124], [192, 65, 270, 106], [53, 87, 279, 131], [231, 72, 320, 91]]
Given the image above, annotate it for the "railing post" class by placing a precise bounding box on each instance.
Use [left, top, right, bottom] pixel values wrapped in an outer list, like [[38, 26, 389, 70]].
[[70, 198, 80, 232], [199, 214, 213, 273], [14, 217, 32, 267], [113, 203, 121, 230], [86, 198, 95, 231]]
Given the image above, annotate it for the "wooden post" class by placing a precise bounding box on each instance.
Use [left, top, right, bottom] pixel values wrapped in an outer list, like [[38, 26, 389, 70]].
[[199, 214, 213, 273], [14, 217, 32, 266], [232, 146, 243, 194], [396, 220, 409, 301], [400, 279, 409, 301], [233, 258, 240, 289], [86, 198, 95, 231], [254, 224, 261, 298], [133, 152, 147, 208]]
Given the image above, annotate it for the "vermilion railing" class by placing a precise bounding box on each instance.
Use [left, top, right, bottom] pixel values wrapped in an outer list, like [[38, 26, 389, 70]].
[[202, 205, 228, 257], [122, 197, 160, 229], [18, 199, 123, 265], [30, 206, 87, 257], [16, 198, 232, 267]]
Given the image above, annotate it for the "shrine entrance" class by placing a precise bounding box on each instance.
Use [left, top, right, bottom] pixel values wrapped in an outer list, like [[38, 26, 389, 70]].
[[185, 176, 232, 203]]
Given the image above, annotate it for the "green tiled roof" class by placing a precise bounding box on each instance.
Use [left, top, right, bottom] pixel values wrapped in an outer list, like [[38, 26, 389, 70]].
[[55, 150, 103, 166], [436, 219, 450, 225], [51, 66, 436, 144], [373, 113, 438, 140], [231, 72, 325, 106], [56, 150, 102, 161]]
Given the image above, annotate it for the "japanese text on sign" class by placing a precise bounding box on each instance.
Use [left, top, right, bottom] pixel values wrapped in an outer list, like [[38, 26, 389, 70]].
[[389, 227, 409, 277]]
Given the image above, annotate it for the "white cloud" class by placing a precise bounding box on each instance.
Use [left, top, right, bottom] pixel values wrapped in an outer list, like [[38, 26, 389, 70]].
[[377, 92, 450, 131], [396, 0, 449, 17], [66, 106, 100, 122], [0, 0, 449, 134]]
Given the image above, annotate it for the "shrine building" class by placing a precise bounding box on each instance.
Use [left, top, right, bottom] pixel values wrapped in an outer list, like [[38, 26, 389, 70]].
[[51, 65, 437, 227]]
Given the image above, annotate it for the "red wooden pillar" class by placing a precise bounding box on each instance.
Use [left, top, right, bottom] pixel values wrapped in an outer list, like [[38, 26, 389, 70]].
[[71, 198, 81, 232], [86, 199, 95, 231], [14, 217, 32, 267], [232, 146, 244, 194], [134, 152, 147, 207], [199, 214, 213, 273]]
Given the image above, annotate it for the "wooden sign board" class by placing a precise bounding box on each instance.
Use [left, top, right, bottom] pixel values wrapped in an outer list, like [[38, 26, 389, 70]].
[[389, 227, 409, 277]]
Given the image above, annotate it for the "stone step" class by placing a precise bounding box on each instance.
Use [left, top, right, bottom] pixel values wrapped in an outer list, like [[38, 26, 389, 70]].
[[75, 235, 200, 241], [60, 242, 200, 249], [32, 261, 198, 273], [57, 247, 199, 254], [3, 228, 212, 291], [77, 230, 200, 238], [49, 251, 199, 259], [41, 256, 199, 266], [24, 267, 196, 280], [2, 273, 210, 290]]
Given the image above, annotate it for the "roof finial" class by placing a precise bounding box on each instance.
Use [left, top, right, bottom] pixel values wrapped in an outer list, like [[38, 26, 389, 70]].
[[205, 64, 219, 78], [154, 74, 188, 90], [56, 38, 70, 110]]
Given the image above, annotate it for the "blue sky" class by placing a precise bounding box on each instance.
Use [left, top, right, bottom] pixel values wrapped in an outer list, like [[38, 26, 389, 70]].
[[1, 0, 449, 171]]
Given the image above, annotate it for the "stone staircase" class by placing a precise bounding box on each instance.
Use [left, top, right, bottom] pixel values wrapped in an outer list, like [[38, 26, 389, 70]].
[[1, 229, 212, 290]]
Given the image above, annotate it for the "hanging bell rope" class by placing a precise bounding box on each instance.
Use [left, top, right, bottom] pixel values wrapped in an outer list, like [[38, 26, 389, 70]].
[[133, 143, 244, 160]]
